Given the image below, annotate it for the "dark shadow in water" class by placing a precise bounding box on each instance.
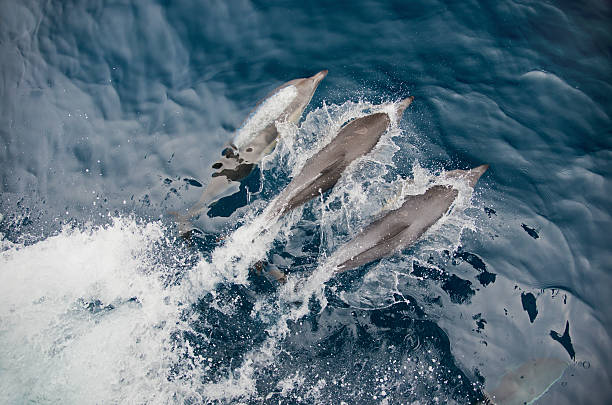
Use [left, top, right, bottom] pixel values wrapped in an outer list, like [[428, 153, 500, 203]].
[[550, 320, 576, 360], [452, 248, 497, 287], [521, 223, 540, 239], [183, 178, 203, 187], [412, 261, 476, 304], [207, 166, 262, 218], [472, 313, 487, 334], [521, 292, 538, 323]]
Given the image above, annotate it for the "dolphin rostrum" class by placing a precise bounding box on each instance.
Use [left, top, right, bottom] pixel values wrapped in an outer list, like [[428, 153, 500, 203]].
[[173, 70, 328, 233], [331, 164, 488, 273], [268, 97, 415, 218]]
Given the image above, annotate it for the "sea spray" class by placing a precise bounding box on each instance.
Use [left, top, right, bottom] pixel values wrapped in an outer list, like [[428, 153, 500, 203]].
[[1, 100, 486, 403], [0, 218, 190, 403]]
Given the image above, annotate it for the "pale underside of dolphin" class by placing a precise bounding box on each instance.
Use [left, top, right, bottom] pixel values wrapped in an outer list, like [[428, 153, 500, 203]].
[[173, 70, 328, 234], [332, 164, 489, 273], [268, 96, 415, 219]]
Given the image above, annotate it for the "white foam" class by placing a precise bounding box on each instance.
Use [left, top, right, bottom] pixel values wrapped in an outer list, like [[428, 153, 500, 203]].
[[179, 206, 302, 304], [0, 218, 190, 403]]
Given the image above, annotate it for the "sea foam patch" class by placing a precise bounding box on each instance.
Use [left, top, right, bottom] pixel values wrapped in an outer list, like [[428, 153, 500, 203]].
[[0, 218, 192, 403]]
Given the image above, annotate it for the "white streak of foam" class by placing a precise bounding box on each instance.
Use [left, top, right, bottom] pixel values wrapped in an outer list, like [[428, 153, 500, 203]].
[[0, 218, 187, 404], [233, 85, 298, 149], [179, 206, 302, 306]]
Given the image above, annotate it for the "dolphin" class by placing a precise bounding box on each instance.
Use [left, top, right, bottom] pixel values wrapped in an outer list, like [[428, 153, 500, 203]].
[[268, 96, 415, 218], [480, 358, 568, 404], [331, 164, 488, 273], [173, 70, 328, 234]]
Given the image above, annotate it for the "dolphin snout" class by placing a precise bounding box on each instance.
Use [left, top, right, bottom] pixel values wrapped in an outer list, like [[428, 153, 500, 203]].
[[396, 96, 415, 119], [476, 164, 489, 173], [311, 69, 328, 84], [472, 164, 489, 177], [466, 164, 489, 187]]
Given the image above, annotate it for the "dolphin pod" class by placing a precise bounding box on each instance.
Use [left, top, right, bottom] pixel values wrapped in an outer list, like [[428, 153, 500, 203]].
[[173, 70, 328, 234], [331, 164, 489, 273], [175, 72, 568, 405], [268, 96, 414, 218]]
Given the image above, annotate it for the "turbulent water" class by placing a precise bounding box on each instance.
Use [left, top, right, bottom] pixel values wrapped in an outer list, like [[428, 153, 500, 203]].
[[1, 0, 611, 403]]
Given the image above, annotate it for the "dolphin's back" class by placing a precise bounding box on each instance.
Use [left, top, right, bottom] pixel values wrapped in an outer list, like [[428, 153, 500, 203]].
[[272, 112, 392, 216], [334, 165, 488, 273], [336, 185, 459, 272]]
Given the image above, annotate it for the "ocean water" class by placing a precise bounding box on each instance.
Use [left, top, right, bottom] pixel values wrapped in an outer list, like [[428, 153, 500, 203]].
[[1, 0, 611, 403]]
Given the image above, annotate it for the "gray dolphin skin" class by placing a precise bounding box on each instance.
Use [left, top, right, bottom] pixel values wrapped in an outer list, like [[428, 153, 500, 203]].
[[269, 96, 414, 218], [333, 164, 488, 273], [173, 70, 328, 233]]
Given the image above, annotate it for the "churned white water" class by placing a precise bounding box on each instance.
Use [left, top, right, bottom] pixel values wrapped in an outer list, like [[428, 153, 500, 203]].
[[0, 219, 186, 403]]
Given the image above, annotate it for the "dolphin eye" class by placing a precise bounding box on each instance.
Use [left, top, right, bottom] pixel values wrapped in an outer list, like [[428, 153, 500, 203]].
[[212, 162, 222, 169], [246, 147, 253, 152]]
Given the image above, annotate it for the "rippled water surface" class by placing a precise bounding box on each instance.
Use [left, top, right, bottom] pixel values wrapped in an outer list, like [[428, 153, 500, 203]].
[[1, 0, 611, 403]]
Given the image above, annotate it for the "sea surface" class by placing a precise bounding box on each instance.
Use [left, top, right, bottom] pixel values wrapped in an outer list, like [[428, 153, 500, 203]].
[[1, 0, 611, 403]]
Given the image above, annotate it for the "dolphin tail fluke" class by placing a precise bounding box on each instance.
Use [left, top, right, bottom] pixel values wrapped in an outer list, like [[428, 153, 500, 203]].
[[396, 96, 415, 122]]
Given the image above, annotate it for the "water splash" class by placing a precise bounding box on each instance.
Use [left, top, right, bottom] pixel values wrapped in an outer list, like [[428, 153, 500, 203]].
[[1, 99, 491, 404], [179, 99, 489, 402]]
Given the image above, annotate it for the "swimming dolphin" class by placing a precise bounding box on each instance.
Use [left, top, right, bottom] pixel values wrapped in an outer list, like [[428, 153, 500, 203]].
[[173, 70, 328, 234], [268, 96, 415, 218], [480, 358, 568, 404], [332, 164, 488, 273]]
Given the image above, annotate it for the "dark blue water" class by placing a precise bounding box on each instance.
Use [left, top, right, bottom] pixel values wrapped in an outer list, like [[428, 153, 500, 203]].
[[1, 0, 611, 403]]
